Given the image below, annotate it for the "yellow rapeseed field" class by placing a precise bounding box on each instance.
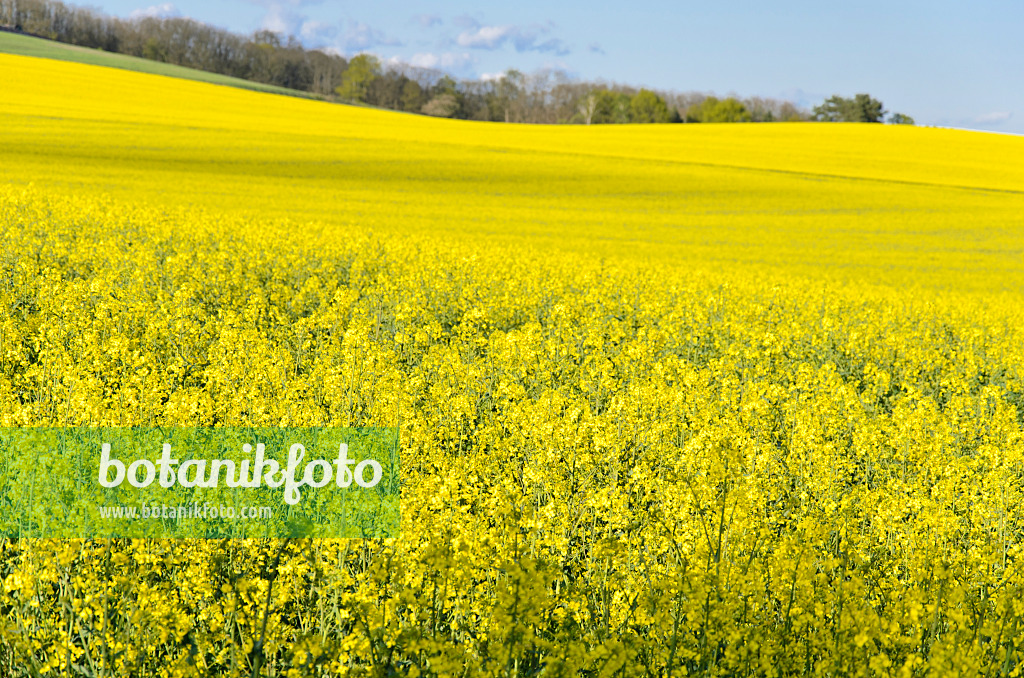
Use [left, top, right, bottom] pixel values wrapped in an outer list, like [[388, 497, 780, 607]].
[[1, 52, 1024, 676]]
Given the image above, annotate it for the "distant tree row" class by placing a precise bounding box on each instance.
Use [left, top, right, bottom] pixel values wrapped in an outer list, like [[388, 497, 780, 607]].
[[1, 0, 914, 126], [813, 93, 914, 124], [354, 62, 816, 125], [0, 0, 349, 94]]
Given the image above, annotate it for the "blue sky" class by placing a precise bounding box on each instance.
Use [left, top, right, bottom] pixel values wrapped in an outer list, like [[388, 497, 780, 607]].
[[96, 0, 1022, 133]]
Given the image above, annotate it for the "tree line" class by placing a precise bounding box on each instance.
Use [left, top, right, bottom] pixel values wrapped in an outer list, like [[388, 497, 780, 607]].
[[1, 0, 349, 94], [1, 0, 914, 125], [342, 55, 820, 124]]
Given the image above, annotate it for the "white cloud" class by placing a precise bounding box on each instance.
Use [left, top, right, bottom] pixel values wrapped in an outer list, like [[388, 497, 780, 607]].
[[406, 52, 474, 72], [973, 111, 1013, 125], [457, 25, 515, 49], [129, 3, 180, 19], [454, 21, 569, 55], [246, 0, 323, 8], [249, 1, 397, 49], [440, 53, 474, 69], [480, 71, 504, 82], [343, 21, 403, 51], [528, 37, 569, 55], [299, 20, 336, 44], [408, 53, 439, 68], [260, 3, 301, 35], [413, 14, 441, 29], [539, 59, 571, 72]]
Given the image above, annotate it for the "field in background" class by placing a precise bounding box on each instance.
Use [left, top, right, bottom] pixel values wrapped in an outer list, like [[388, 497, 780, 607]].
[[2, 53, 1023, 294], [2, 52, 1024, 676]]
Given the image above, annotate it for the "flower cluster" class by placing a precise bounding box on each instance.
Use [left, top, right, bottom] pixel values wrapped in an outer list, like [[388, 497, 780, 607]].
[[1, 185, 1022, 676]]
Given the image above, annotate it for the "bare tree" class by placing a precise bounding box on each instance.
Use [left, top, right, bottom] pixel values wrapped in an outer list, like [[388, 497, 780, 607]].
[[579, 93, 598, 125]]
